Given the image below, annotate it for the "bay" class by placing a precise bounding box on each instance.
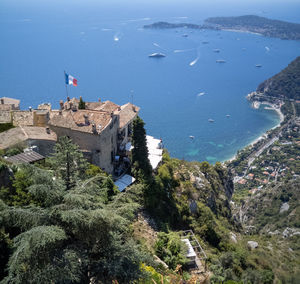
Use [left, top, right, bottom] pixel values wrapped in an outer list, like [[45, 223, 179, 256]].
[[1, 0, 300, 162]]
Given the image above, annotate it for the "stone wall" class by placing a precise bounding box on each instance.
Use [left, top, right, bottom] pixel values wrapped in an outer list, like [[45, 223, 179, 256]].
[[27, 139, 56, 156], [33, 112, 49, 127], [12, 111, 34, 126], [0, 111, 11, 123]]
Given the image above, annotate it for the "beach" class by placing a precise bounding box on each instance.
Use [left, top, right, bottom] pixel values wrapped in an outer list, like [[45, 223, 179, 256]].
[[224, 101, 285, 163]]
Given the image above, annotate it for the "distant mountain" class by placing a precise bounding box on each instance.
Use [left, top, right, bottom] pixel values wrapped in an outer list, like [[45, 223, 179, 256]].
[[205, 15, 300, 40], [257, 56, 300, 100], [144, 15, 300, 41]]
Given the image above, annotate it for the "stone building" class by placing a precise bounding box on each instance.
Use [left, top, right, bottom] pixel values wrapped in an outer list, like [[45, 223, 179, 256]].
[[0, 97, 20, 111], [48, 98, 139, 174], [0, 96, 140, 175]]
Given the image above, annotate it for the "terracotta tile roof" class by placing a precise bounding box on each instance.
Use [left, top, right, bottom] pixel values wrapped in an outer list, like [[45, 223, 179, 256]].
[[85, 102, 103, 110], [238, 178, 247, 185], [49, 110, 112, 134], [118, 103, 140, 129], [94, 100, 120, 113]]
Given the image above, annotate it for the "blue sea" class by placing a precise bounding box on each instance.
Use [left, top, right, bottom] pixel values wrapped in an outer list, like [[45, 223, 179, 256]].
[[1, 0, 300, 162]]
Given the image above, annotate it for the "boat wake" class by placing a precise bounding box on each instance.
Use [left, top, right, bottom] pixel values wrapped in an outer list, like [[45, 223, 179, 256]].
[[189, 57, 199, 66], [189, 49, 200, 66], [127, 17, 151, 22], [174, 48, 194, 53], [265, 46, 270, 52], [114, 32, 122, 41]]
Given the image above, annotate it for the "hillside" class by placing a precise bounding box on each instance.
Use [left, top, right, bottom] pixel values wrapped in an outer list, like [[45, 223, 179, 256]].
[[144, 15, 300, 41], [256, 56, 300, 100], [205, 15, 300, 40]]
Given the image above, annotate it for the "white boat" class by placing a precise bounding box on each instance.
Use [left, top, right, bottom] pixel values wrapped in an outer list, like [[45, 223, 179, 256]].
[[208, 119, 215, 122], [148, 53, 166, 58], [189, 135, 195, 139], [255, 64, 262, 68], [213, 49, 220, 53], [216, 59, 226, 63], [226, 114, 230, 118]]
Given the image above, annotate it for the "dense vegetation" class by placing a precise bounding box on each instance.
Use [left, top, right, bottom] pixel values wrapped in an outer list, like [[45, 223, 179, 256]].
[[0, 138, 150, 283], [256, 56, 300, 100], [1, 115, 299, 283], [205, 15, 300, 40]]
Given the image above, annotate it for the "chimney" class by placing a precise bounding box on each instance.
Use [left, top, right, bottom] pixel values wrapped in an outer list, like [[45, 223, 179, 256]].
[[29, 106, 32, 112], [59, 100, 64, 110], [84, 114, 89, 125], [92, 123, 97, 134], [132, 105, 136, 112], [0, 98, 4, 104], [59, 110, 62, 115], [67, 96, 70, 102]]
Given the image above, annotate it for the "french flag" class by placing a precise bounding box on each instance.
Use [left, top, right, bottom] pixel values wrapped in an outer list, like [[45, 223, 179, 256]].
[[65, 73, 78, 86]]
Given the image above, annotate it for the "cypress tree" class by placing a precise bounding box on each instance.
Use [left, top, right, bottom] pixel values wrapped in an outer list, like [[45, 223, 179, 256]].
[[78, 96, 86, 109], [131, 116, 152, 183]]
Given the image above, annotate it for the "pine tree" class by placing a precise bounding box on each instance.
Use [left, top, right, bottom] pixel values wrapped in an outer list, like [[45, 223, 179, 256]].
[[131, 116, 152, 183], [49, 136, 88, 190]]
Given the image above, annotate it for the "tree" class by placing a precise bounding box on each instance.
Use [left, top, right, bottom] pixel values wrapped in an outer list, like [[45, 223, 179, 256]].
[[48, 136, 88, 190], [0, 168, 148, 283], [131, 116, 152, 183], [78, 96, 86, 109]]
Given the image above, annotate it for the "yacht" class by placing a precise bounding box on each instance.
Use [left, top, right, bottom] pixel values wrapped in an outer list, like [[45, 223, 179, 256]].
[[216, 59, 226, 63], [255, 64, 262, 68], [208, 119, 215, 122], [148, 53, 166, 58]]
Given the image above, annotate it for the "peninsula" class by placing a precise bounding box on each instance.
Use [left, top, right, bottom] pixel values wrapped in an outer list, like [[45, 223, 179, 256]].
[[144, 15, 300, 40]]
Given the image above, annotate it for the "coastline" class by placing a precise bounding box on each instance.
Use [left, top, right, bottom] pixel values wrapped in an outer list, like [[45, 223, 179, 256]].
[[224, 101, 284, 163], [221, 28, 263, 36]]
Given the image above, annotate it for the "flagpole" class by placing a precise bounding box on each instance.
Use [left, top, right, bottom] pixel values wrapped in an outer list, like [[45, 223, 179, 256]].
[[64, 70, 69, 98]]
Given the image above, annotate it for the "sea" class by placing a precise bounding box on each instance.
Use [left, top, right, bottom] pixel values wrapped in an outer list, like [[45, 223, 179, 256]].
[[1, 0, 300, 163]]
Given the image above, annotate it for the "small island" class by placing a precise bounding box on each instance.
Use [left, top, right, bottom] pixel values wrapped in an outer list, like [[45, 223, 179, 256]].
[[144, 15, 300, 40]]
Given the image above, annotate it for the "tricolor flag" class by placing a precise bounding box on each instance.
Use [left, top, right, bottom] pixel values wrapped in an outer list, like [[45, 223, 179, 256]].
[[65, 73, 78, 86]]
